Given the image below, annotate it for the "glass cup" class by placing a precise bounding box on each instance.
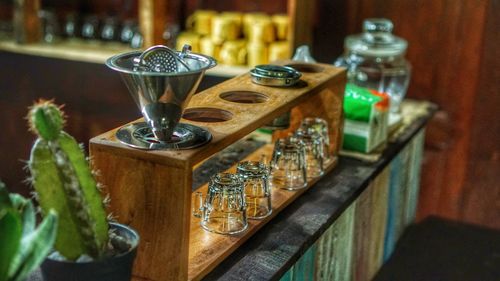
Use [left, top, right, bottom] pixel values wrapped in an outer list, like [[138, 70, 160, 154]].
[[193, 173, 248, 235], [295, 127, 324, 178], [237, 161, 272, 219], [270, 137, 308, 190], [39, 9, 60, 43], [300, 117, 332, 163], [101, 17, 119, 41], [81, 15, 99, 40], [63, 13, 79, 39], [120, 19, 137, 43]]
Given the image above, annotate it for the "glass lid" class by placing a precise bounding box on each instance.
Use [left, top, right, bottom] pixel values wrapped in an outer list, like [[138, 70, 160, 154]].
[[344, 18, 408, 57]]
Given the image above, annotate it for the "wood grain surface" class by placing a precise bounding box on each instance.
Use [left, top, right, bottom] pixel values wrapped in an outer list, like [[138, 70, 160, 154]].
[[333, 0, 497, 229], [188, 145, 338, 281], [314, 203, 355, 281], [13, 0, 40, 43], [461, 0, 500, 229], [90, 147, 192, 280], [89, 63, 345, 281], [91, 63, 345, 168]]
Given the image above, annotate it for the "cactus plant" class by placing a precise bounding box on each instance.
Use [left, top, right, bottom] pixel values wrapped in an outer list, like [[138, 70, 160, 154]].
[[0, 181, 58, 281], [27, 100, 109, 260]]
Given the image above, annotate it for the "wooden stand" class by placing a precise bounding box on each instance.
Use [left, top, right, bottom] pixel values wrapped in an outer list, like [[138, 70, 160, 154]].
[[89, 62, 345, 281]]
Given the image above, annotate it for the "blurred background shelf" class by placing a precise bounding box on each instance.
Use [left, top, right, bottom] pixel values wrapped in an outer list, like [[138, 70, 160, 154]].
[[0, 0, 314, 68], [0, 39, 131, 63], [0, 39, 249, 76]]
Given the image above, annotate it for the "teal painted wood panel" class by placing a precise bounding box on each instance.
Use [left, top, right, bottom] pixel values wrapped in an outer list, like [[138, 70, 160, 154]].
[[366, 167, 390, 279], [353, 183, 374, 281], [280, 245, 318, 281], [281, 128, 427, 280], [405, 130, 425, 224], [396, 144, 412, 238], [385, 144, 413, 259], [293, 245, 317, 281], [280, 269, 293, 281], [352, 168, 390, 281], [315, 203, 355, 281], [384, 129, 426, 261]]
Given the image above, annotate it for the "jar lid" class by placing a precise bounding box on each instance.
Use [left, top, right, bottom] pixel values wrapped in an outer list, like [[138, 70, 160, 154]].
[[250, 64, 301, 87], [344, 18, 407, 57]]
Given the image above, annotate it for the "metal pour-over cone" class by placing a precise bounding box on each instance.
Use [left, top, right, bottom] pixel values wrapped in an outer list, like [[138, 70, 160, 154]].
[[106, 48, 216, 142]]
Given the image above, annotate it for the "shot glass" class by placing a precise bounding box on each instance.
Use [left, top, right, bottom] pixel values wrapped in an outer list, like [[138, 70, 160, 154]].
[[237, 161, 272, 219], [300, 117, 332, 163], [295, 127, 324, 178], [270, 137, 308, 190], [194, 173, 248, 235]]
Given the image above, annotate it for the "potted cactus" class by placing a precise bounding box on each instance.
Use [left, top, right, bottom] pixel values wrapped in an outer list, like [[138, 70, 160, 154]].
[[26, 100, 139, 281], [0, 181, 57, 281]]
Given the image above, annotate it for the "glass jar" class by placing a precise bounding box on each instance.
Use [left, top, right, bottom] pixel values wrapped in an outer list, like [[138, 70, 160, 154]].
[[335, 18, 411, 113]]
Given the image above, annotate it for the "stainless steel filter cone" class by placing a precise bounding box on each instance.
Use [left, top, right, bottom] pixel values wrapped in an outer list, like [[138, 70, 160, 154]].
[[106, 49, 216, 141]]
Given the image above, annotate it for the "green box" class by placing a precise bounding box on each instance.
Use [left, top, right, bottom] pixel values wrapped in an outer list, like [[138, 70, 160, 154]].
[[342, 84, 389, 153]]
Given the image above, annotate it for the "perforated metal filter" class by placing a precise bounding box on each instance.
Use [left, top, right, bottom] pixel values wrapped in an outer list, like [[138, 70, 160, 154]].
[[134, 45, 191, 73]]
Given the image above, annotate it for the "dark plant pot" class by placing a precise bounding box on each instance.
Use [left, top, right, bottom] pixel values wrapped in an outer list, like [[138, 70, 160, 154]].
[[41, 223, 139, 281]]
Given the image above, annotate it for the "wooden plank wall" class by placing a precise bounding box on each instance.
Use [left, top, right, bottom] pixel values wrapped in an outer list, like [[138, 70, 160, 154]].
[[279, 128, 426, 280], [312, 0, 499, 229], [315, 204, 355, 281], [460, 0, 500, 228]]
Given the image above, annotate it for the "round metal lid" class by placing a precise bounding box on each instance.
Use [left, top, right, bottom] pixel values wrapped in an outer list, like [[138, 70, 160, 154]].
[[344, 18, 408, 57], [250, 65, 301, 87]]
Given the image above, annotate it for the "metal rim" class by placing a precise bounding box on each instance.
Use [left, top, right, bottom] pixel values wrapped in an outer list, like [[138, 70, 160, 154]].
[[116, 122, 212, 150], [106, 50, 217, 76], [254, 64, 301, 78], [250, 69, 301, 87]]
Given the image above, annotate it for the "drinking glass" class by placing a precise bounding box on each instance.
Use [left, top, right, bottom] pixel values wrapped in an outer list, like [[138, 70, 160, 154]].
[[81, 15, 99, 40], [63, 13, 79, 38], [195, 173, 248, 235], [39, 10, 60, 43], [120, 19, 137, 43], [237, 161, 272, 219], [101, 17, 119, 41], [295, 127, 324, 178], [300, 117, 332, 163], [270, 137, 307, 190]]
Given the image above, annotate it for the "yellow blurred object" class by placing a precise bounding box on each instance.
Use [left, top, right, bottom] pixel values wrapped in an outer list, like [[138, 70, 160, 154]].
[[248, 18, 275, 44], [176, 32, 201, 52], [186, 10, 217, 36], [221, 12, 243, 29], [269, 41, 291, 62], [200, 36, 221, 60], [247, 42, 268, 67], [220, 40, 247, 66], [211, 15, 241, 45], [272, 14, 289, 41], [242, 13, 269, 37]]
